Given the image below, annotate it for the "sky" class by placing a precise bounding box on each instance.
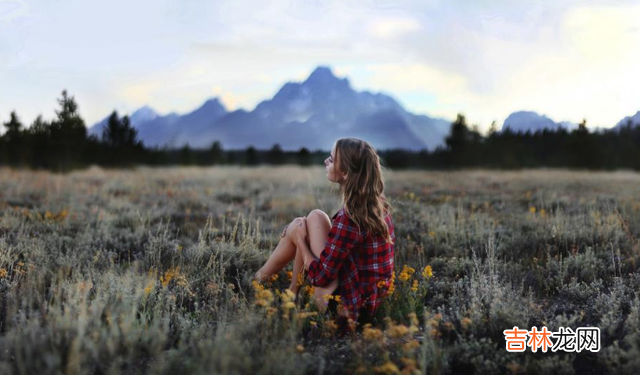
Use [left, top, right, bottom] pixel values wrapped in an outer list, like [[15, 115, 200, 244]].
[[1, 0, 640, 132]]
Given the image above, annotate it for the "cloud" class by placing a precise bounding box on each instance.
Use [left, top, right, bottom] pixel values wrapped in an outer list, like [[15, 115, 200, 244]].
[[367, 16, 422, 39], [3, 0, 640, 130]]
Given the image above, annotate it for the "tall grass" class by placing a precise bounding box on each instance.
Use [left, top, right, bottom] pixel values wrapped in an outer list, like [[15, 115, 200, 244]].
[[1, 166, 640, 374]]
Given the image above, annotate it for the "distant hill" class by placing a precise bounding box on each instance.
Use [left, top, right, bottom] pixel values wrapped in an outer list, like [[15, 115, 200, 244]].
[[89, 66, 450, 151], [90, 68, 636, 150], [615, 111, 640, 129], [502, 111, 578, 133]]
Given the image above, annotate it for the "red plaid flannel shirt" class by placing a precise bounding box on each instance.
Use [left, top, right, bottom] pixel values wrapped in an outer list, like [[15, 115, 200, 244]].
[[307, 207, 395, 321]]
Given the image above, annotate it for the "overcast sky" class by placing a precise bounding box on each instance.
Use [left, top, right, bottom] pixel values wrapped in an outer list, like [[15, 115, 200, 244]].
[[2, 0, 639, 131]]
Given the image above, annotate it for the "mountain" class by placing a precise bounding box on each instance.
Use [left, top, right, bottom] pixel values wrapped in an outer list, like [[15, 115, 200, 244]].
[[615, 111, 640, 129], [89, 100, 227, 148], [90, 66, 451, 151], [89, 106, 161, 138], [502, 111, 578, 133]]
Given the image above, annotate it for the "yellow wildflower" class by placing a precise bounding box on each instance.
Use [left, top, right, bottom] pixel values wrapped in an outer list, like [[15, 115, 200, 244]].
[[387, 272, 396, 296], [402, 340, 420, 353], [304, 285, 315, 297], [160, 266, 180, 288], [325, 320, 339, 332], [422, 265, 433, 278], [444, 321, 454, 331], [402, 265, 415, 275], [256, 299, 270, 308], [283, 301, 296, 310], [386, 322, 409, 338], [529, 206, 536, 214], [280, 289, 296, 303], [144, 280, 155, 296], [411, 280, 418, 292], [266, 306, 278, 318], [297, 312, 318, 319], [373, 361, 400, 375], [256, 289, 274, 303], [0, 268, 7, 278], [408, 313, 419, 327], [363, 325, 384, 341], [252, 280, 264, 292], [286, 270, 293, 280], [461, 317, 472, 330]]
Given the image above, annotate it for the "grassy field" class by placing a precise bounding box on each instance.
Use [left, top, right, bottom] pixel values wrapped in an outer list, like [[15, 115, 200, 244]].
[[1, 166, 640, 374]]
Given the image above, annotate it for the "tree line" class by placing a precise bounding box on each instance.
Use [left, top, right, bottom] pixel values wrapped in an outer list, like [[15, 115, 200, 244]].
[[1, 91, 640, 171]]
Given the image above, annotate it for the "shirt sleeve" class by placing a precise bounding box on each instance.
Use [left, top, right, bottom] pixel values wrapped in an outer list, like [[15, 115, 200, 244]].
[[307, 211, 361, 287]]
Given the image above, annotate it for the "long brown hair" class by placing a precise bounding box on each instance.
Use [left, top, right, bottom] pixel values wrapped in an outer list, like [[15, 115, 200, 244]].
[[334, 138, 393, 244]]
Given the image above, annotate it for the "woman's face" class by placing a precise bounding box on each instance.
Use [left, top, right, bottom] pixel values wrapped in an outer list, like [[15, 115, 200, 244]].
[[325, 144, 346, 184]]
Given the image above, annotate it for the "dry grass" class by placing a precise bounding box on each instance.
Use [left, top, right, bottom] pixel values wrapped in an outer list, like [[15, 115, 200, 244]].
[[1, 166, 640, 374]]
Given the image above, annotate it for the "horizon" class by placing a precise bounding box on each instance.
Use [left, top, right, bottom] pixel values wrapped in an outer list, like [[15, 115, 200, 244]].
[[2, 0, 640, 130]]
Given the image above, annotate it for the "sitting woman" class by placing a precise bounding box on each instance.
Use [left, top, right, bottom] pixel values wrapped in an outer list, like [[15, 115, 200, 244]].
[[254, 137, 395, 329]]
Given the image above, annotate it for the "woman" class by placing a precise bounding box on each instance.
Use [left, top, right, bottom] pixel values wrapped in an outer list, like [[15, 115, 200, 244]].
[[254, 137, 395, 326]]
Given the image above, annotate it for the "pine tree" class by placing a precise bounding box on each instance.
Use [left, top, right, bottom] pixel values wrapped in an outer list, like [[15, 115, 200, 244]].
[[49, 90, 88, 170]]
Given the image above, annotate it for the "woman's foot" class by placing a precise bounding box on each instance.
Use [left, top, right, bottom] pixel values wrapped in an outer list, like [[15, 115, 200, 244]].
[[253, 269, 270, 283], [287, 284, 300, 303]]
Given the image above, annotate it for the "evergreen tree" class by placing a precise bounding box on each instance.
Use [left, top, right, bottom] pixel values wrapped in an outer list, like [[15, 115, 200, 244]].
[[28, 115, 51, 169], [297, 147, 311, 166], [101, 111, 142, 165], [209, 141, 224, 165], [1, 111, 26, 166], [102, 111, 139, 148], [245, 146, 258, 165], [49, 90, 88, 170], [268, 143, 285, 165]]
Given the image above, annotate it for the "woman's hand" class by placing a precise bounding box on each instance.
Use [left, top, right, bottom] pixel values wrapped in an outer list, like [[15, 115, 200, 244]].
[[291, 217, 308, 247], [280, 224, 289, 238]]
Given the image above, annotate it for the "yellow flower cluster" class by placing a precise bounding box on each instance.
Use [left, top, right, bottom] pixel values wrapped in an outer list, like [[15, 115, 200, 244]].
[[387, 272, 396, 296], [386, 323, 409, 338], [362, 323, 384, 341], [373, 361, 400, 375], [303, 285, 315, 297], [461, 317, 472, 330], [160, 266, 180, 288], [398, 265, 415, 282], [422, 265, 433, 278], [280, 289, 296, 316], [410, 280, 418, 292], [44, 208, 69, 222], [253, 280, 276, 308], [143, 279, 155, 296], [322, 294, 341, 302], [427, 313, 443, 338]]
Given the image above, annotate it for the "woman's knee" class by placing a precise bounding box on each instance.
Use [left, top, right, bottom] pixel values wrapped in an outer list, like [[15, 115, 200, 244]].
[[307, 209, 330, 226], [285, 216, 307, 239]]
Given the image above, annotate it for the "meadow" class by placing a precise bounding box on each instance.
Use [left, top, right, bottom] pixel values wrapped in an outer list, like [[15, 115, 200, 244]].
[[1, 166, 640, 375]]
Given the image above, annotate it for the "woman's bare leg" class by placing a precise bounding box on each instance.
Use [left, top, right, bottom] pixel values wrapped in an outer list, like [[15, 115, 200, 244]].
[[303, 209, 339, 312], [288, 245, 305, 293], [254, 217, 305, 282]]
